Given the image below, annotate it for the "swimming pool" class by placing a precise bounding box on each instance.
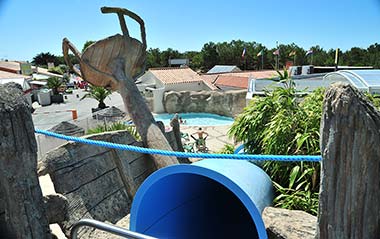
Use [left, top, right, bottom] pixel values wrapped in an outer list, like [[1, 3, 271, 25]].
[[154, 113, 234, 126]]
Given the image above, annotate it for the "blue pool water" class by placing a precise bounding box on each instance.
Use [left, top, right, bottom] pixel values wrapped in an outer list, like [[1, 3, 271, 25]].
[[154, 113, 234, 126]]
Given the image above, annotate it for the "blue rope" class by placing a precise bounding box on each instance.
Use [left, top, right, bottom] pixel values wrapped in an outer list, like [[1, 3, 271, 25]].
[[35, 129, 322, 162]]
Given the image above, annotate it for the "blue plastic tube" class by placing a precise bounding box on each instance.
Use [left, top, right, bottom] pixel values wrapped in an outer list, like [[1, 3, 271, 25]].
[[130, 159, 273, 239]]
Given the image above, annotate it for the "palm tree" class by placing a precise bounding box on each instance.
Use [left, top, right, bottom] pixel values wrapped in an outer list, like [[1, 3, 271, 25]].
[[47, 77, 63, 95], [81, 86, 112, 109]]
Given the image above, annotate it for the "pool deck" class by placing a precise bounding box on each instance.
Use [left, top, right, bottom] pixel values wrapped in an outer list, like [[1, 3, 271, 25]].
[[179, 124, 236, 155]]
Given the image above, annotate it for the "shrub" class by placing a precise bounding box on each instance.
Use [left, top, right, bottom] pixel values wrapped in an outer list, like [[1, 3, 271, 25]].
[[217, 144, 235, 154], [87, 121, 141, 141], [81, 86, 112, 109], [228, 70, 323, 215]]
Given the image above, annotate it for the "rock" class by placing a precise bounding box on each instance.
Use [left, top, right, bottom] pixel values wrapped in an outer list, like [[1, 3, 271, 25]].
[[163, 90, 247, 117], [318, 83, 380, 238], [262, 207, 316, 239], [43, 194, 68, 224]]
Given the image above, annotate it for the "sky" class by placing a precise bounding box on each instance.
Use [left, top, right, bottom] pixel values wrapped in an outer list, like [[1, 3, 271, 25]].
[[1, 0, 380, 61]]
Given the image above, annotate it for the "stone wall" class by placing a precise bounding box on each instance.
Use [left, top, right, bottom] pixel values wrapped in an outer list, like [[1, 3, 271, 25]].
[[38, 129, 179, 238], [163, 90, 247, 117]]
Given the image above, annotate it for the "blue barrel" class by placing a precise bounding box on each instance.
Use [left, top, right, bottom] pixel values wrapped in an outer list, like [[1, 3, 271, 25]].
[[130, 159, 273, 239]]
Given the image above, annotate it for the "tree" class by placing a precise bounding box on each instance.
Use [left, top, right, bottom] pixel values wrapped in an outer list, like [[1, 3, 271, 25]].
[[160, 48, 182, 66], [201, 42, 220, 71], [81, 86, 112, 109], [183, 51, 203, 71], [82, 40, 96, 53], [146, 48, 162, 68], [32, 52, 60, 66], [367, 43, 380, 68], [341, 47, 367, 66]]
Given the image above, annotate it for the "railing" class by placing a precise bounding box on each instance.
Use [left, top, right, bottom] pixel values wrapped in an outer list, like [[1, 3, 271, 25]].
[[70, 219, 158, 239]]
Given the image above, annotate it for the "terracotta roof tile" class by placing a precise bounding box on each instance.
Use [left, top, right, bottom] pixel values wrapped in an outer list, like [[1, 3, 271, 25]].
[[205, 70, 278, 79], [214, 75, 249, 89], [149, 67, 204, 85]]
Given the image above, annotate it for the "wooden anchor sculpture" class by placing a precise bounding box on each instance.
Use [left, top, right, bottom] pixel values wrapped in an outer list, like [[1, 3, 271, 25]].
[[63, 7, 180, 168]]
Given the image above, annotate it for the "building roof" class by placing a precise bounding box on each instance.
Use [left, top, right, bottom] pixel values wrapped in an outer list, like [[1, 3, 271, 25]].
[[149, 67, 204, 85], [200, 70, 278, 90], [324, 70, 380, 92], [94, 106, 126, 118], [214, 75, 249, 89], [35, 67, 63, 78], [0, 61, 22, 73], [0, 70, 29, 80], [49, 121, 85, 136], [199, 74, 219, 90], [222, 70, 278, 79], [29, 80, 48, 86], [207, 65, 241, 74]]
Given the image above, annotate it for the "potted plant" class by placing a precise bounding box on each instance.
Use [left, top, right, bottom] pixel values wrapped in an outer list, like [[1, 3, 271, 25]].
[[80, 85, 112, 116], [47, 77, 64, 103]]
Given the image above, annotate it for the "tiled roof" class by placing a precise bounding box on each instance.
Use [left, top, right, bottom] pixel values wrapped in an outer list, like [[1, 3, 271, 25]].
[[214, 75, 249, 89], [200, 70, 278, 90], [0, 61, 22, 73], [200, 74, 219, 90], [36, 67, 63, 78], [211, 70, 278, 79], [0, 70, 29, 79], [150, 67, 204, 85]]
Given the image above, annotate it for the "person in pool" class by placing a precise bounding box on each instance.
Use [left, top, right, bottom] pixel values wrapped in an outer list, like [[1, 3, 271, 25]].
[[191, 127, 209, 152]]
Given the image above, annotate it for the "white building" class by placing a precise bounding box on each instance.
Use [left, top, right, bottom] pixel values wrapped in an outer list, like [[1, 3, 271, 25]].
[[137, 67, 214, 113]]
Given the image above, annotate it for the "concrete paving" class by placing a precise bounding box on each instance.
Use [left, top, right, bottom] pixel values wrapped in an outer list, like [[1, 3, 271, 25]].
[[180, 125, 236, 153], [32, 89, 125, 130]]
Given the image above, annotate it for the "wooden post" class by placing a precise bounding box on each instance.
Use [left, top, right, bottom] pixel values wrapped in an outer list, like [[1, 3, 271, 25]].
[[317, 83, 380, 238], [0, 83, 51, 238]]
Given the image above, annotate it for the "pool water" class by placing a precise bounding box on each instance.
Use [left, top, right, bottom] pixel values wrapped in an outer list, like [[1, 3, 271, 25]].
[[154, 113, 234, 126]]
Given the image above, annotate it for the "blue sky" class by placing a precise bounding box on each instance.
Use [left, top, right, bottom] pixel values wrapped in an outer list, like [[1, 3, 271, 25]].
[[1, 0, 380, 61]]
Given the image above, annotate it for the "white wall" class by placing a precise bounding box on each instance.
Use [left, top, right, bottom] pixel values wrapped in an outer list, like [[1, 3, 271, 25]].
[[136, 71, 157, 92], [164, 81, 205, 92], [152, 87, 165, 113]]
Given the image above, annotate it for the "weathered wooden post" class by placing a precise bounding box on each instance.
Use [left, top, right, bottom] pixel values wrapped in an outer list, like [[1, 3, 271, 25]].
[[0, 83, 51, 238], [317, 83, 380, 238]]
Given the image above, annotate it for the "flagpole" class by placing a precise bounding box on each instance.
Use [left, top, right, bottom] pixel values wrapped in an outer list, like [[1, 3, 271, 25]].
[[276, 41, 280, 70]]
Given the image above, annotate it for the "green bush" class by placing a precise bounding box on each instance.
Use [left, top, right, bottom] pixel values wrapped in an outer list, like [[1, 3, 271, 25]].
[[217, 144, 235, 154], [228, 70, 323, 215], [48, 66, 65, 75], [87, 121, 141, 141]]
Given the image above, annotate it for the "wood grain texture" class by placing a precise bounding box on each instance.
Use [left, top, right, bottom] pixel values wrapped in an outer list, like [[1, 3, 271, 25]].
[[0, 83, 51, 238], [317, 83, 380, 238]]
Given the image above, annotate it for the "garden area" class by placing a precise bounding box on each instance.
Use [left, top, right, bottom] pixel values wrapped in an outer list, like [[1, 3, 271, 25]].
[[226, 70, 380, 215]]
